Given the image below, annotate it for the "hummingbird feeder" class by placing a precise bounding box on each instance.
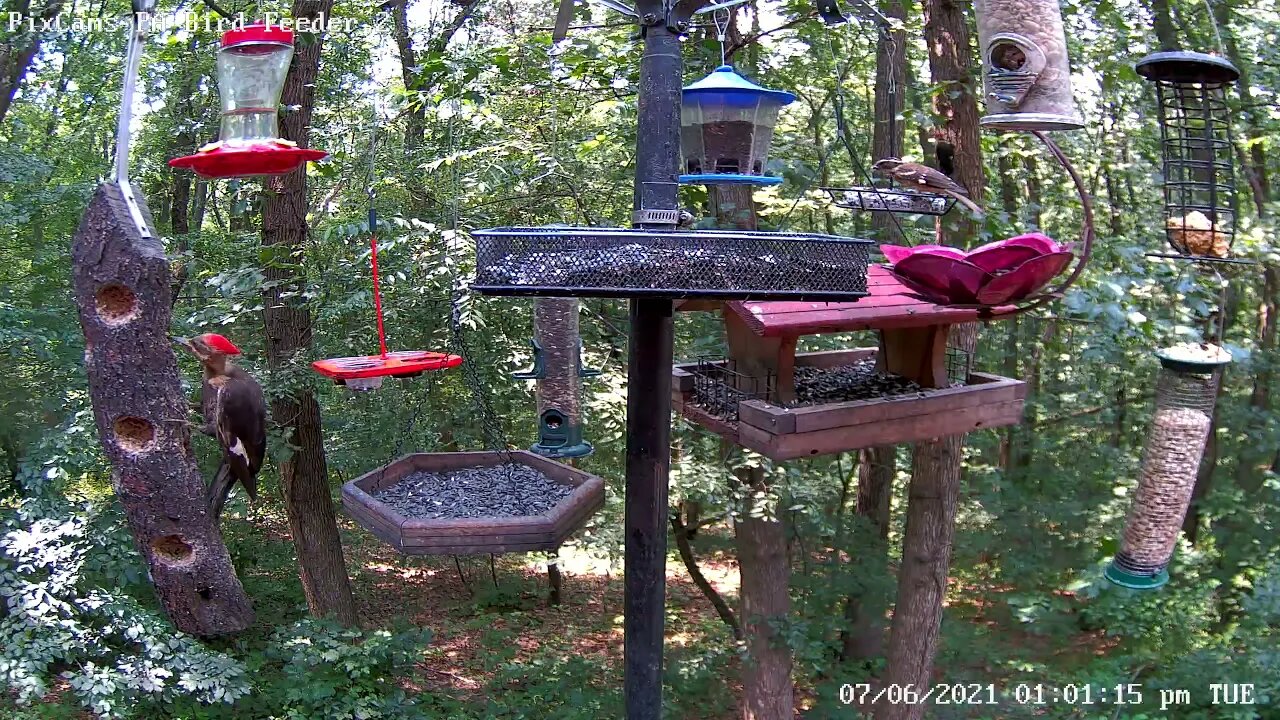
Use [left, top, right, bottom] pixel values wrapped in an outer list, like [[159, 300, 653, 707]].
[[1137, 52, 1245, 263], [679, 65, 795, 186], [169, 23, 327, 179], [1106, 343, 1231, 589]]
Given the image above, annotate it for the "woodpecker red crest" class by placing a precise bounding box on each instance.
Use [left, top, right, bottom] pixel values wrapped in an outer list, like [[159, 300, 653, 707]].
[[199, 333, 242, 355]]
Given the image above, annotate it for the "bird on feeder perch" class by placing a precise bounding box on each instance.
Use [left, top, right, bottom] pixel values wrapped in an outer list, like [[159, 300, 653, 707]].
[[872, 158, 985, 215], [679, 65, 795, 186], [170, 23, 327, 179]]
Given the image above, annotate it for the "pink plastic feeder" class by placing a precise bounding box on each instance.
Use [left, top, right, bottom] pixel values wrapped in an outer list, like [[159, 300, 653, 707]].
[[881, 233, 1074, 306]]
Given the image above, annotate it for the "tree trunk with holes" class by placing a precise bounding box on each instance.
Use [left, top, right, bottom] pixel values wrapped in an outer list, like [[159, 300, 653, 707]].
[[72, 183, 253, 636], [260, 0, 357, 627]]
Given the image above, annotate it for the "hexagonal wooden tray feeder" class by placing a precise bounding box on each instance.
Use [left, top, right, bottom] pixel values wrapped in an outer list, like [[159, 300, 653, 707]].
[[674, 265, 1026, 460], [342, 450, 605, 555]]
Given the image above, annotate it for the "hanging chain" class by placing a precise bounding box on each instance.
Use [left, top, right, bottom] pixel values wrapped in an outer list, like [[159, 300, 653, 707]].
[[441, 109, 515, 464]]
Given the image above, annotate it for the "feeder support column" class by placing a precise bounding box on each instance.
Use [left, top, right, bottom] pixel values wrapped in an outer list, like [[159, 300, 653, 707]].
[[625, 4, 683, 718]]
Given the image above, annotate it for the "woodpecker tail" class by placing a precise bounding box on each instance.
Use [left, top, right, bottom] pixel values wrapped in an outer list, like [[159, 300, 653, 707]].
[[207, 461, 235, 519]]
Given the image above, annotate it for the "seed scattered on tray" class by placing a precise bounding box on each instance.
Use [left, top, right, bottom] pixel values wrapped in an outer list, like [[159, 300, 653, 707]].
[[373, 464, 573, 520], [788, 360, 934, 407]]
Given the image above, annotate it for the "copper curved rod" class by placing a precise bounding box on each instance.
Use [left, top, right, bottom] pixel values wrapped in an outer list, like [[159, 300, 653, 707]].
[[985, 130, 1096, 319]]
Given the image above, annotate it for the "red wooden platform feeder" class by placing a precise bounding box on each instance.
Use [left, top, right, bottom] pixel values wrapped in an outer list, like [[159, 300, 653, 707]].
[[673, 266, 1027, 459], [169, 23, 327, 179]]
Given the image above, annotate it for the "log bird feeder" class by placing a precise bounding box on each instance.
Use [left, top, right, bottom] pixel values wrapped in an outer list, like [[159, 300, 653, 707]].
[[1105, 344, 1231, 589], [513, 297, 599, 459], [973, 0, 1084, 131], [170, 24, 327, 179], [1137, 52, 1245, 263], [673, 266, 1026, 460], [679, 65, 795, 186]]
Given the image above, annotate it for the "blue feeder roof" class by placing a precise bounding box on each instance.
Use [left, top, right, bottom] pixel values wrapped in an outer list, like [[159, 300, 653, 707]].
[[682, 65, 796, 105]]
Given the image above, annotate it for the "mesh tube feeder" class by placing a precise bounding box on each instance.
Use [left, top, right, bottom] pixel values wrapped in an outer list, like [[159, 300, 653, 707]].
[[974, 0, 1084, 131], [1137, 52, 1245, 263], [1105, 344, 1231, 589]]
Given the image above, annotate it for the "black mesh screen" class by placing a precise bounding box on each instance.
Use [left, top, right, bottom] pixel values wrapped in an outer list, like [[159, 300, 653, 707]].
[[472, 227, 872, 300]]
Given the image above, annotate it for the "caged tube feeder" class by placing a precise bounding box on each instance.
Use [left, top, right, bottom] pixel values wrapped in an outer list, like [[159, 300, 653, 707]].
[[1105, 344, 1232, 589]]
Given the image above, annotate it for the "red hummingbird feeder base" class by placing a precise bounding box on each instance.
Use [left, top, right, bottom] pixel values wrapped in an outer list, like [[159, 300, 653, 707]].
[[312, 351, 464, 390], [169, 141, 327, 179]]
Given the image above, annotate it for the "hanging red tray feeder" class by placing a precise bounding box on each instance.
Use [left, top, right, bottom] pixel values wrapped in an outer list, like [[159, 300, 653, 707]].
[[169, 23, 327, 179], [313, 351, 463, 384]]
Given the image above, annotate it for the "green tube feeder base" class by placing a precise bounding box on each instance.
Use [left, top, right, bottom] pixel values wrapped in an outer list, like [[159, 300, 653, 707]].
[[1104, 562, 1170, 590], [531, 408, 594, 460]]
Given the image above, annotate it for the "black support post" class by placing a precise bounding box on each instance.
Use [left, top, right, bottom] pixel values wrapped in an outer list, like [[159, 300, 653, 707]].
[[624, 9, 681, 719]]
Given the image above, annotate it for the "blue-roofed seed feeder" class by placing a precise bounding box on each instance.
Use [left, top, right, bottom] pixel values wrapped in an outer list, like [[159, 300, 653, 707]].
[[679, 65, 796, 186]]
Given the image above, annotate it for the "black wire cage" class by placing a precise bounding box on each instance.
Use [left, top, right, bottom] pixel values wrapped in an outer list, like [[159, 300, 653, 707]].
[[1136, 51, 1247, 264]]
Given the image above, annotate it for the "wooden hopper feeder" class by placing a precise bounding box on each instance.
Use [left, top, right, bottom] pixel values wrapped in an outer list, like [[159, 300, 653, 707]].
[[342, 450, 605, 555], [674, 266, 1026, 459]]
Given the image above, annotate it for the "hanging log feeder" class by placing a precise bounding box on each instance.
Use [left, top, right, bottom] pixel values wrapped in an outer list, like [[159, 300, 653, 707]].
[[342, 451, 605, 555], [673, 265, 1026, 460]]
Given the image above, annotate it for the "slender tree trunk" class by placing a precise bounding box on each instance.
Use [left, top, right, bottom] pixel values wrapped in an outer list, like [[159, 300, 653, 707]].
[[1213, 0, 1270, 213], [1184, 282, 1239, 541], [841, 445, 894, 663], [875, 435, 963, 720], [737, 468, 793, 720], [875, 5, 983, 714], [260, 0, 357, 627], [1150, 0, 1179, 51], [871, 0, 907, 244], [671, 513, 741, 639], [0, 0, 64, 127], [1237, 265, 1278, 492], [168, 39, 200, 305]]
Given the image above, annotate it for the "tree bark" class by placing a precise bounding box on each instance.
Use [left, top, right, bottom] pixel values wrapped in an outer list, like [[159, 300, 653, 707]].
[[0, 0, 64, 127], [1213, 0, 1270, 213], [1150, 0, 1179, 51], [841, 445, 894, 663], [920, 0, 984, 247], [874, 435, 963, 720], [1237, 264, 1278, 492], [73, 183, 253, 636], [871, 0, 908, 244], [737, 468, 793, 720], [671, 513, 741, 639], [260, 0, 357, 627]]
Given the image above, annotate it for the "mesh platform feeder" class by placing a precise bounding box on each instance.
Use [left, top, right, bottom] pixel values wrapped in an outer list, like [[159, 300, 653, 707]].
[[1136, 51, 1246, 263], [514, 298, 597, 458], [1105, 344, 1232, 589]]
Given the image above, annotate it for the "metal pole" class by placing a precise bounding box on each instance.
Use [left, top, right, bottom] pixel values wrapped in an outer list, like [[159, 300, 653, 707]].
[[625, 9, 680, 719]]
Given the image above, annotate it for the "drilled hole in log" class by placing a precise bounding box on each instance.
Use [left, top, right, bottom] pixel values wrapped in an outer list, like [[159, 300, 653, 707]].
[[197, 587, 213, 600], [991, 41, 1028, 71], [151, 534, 194, 563], [95, 283, 139, 326], [113, 416, 156, 453]]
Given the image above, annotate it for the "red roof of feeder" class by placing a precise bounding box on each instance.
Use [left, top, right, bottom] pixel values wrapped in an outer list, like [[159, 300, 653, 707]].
[[725, 265, 1014, 337], [222, 23, 294, 47]]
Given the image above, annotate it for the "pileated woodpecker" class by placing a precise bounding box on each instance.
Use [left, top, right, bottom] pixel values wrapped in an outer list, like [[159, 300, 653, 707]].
[[174, 333, 266, 518]]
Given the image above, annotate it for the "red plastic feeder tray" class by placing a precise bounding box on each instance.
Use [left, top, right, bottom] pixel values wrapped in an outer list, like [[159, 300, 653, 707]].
[[313, 351, 463, 389], [170, 142, 327, 179]]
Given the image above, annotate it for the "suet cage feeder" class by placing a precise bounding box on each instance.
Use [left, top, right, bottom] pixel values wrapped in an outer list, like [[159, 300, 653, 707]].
[[679, 65, 795, 186], [1105, 344, 1231, 589], [514, 298, 597, 459], [1137, 52, 1245, 263], [170, 23, 326, 179], [974, 0, 1084, 131]]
